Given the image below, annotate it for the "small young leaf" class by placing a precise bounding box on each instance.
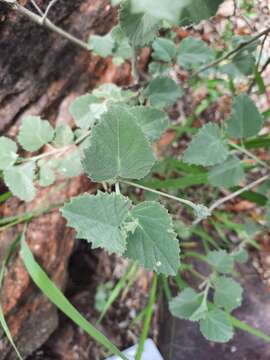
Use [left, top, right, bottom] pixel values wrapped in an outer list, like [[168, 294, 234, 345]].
[[227, 94, 263, 139], [18, 116, 54, 152], [177, 37, 214, 69], [124, 201, 180, 275], [3, 162, 36, 202], [208, 156, 245, 188], [152, 37, 177, 62], [169, 288, 204, 321], [61, 192, 131, 255], [143, 76, 183, 108], [111, 26, 133, 60], [199, 308, 234, 343], [83, 106, 155, 182], [124, 106, 169, 142], [39, 161, 55, 187], [183, 123, 229, 166], [69, 94, 101, 129], [214, 276, 243, 312], [53, 124, 74, 148], [232, 248, 249, 264], [58, 149, 83, 178], [206, 250, 234, 274], [88, 33, 115, 58], [119, 0, 161, 47], [0, 137, 18, 170]]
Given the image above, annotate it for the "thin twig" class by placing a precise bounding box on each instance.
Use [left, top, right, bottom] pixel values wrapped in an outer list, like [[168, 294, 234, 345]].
[[121, 180, 200, 211], [30, 0, 44, 16], [193, 25, 270, 76], [209, 174, 269, 213], [42, 0, 59, 24], [230, 141, 270, 170], [1, 0, 89, 51]]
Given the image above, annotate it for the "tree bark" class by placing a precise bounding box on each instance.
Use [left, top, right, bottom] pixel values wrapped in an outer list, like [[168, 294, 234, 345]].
[[0, 1, 130, 358]]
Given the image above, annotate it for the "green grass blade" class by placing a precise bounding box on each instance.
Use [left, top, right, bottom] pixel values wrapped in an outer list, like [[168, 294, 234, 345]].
[[135, 273, 157, 360], [0, 234, 23, 360], [0, 305, 23, 360], [20, 237, 128, 360], [98, 262, 138, 324], [0, 192, 11, 204]]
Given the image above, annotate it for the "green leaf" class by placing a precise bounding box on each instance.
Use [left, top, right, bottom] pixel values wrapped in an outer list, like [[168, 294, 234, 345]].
[[61, 192, 131, 255], [18, 116, 54, 152], [83, 106, 155, 182], [214, 276, 243, 312], [58, 149, 83, 178], [88, 33, 115, 57], [38, 161, 55, 187], [179, 0, 224, 26], [206, 250, 234, 274], [93, 83, 133, 102], [125, 201, 180, 275], [152, 37, 177, 62], [111, 26, 133, 60], [208, 156, 245, 188], [177, 37, 214, 69], [0, 137, 18, 170], [169, 288, 204, 321], [119, 0, 161, 47], [183, 123, 229, 166], [232, 248, 249, 264], [3, 162, 36, 202], [20, 236, 128, 360], [221, 52, 255, 77], [130, 0, 223, 25], [69, 94, 101, 129], [130, 0, 186, 24], [227, 94, 263, 139], [124, 106, 169, 142], [53, 124, 74, 148], [143, 76, 183, 108], [199, 308, 234, 343]]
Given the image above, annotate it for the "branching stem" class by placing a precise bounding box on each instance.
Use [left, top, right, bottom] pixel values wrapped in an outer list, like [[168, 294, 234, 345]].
[[2, 1, 89, 51], [193, 25, 270, 76], [121, 180, 199, 211]]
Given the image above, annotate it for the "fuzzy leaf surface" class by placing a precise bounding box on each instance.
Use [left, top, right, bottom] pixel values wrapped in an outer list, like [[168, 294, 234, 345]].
[[214, 276, 243, 312], [177, 37, 214, 69], [152, 38, 177, 62], [69, 94, 102, 129], [199, 308, 234, 343], [89, 33, 114, 57], [183, 123, 229, 166], [143, 76, 183, 108], [53, 124, 74, 148], [125, 201, 180, 275], [206, 250, 234, 274], [208, 156, 245, 188], [124, 106, 169, 142], [227, 94, 263, 139], [83, 107, 155, 182], [119, 0, 161, 47], [169, 288, 204, 321], [0, 137, 18, 170], [3, 162, 36, 202], [18, 116, 54, 152], [61, 192, 131, 255]]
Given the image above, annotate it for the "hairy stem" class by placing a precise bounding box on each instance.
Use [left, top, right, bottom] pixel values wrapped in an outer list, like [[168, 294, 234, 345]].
[[121, 180, 200, 211], [193, 25, 270, 76], [2, 1, 89, 51], [209, 174, 269, 213], [230, 141, 270, 169]]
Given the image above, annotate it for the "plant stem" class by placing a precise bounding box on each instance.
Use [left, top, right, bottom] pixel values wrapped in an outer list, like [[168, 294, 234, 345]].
[[209, 174, 269, 213], [193, 25, 270, 76], [115, 182, 120, 195], [121, 180, 199, 211], [3, 1, 89, 51], [230, 141, 270, 170]]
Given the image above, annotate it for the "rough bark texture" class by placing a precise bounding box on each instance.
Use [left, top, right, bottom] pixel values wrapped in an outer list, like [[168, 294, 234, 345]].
[[0, 0, 130, 358]]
